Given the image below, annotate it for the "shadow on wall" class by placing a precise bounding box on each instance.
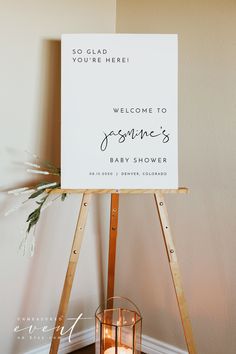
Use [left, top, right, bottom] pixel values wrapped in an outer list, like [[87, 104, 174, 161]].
[[10, 39, 106, 354], [38, 39, 61, 167], [9, 38, 61, 354]]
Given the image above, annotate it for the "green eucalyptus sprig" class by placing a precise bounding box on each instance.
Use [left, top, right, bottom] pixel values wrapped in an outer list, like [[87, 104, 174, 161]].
[[4, 155, 67, 256], [26, 181, 61, 233], [6, 157, 67, 234]]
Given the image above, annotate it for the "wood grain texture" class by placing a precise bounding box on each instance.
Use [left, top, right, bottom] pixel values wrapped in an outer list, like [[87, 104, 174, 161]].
[[48, 187, 188, 195], [154, 192, 197, 354], [107, 193, 120, 300], [49, 194, 91, 354]]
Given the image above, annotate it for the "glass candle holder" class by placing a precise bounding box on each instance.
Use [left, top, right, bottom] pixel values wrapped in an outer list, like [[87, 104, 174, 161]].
[[95, 296, 142, 354]]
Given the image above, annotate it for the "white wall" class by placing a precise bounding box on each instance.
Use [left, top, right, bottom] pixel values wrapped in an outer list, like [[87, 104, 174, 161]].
[[115, 1, 236, 354], [0, 1, 116, 353], [1, 1, 236, 354]]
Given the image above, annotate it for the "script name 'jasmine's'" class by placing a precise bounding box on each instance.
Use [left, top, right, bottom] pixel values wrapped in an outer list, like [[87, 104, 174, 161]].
[[100, 127, 170, 152]]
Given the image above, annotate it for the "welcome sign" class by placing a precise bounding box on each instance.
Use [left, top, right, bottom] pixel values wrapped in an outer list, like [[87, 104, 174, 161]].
[[61, 34, 178, 189]]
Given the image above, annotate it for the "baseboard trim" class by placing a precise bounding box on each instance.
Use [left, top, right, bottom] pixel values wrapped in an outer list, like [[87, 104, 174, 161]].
[[24, 327, 95, 354], [24, 327, 188, 354], [142, 334, 188, 354]]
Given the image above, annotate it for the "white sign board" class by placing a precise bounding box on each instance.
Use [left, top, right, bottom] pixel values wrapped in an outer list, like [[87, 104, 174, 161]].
[[61, 34, 178, 189]]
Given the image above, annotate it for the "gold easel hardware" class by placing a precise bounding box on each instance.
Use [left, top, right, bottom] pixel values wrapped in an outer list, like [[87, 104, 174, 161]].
[[49, 188, 197, 354]]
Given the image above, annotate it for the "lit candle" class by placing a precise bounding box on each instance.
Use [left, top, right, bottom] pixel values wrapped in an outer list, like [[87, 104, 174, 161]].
[[104, 347, 132, 354]]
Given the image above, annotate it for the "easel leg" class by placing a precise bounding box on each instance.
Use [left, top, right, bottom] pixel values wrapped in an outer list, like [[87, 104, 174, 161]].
[[49, 193, 91, 354], [107, 193, 119, 300], [154, 192, 197, 354]]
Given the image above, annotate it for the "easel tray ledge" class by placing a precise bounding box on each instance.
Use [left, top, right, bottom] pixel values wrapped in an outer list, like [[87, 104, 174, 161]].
[[48, 187, 188, 195]]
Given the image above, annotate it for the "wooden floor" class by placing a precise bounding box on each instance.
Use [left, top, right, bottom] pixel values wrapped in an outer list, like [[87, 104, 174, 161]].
[[70, 344, 145, 354], [71, 344, 94, 354]]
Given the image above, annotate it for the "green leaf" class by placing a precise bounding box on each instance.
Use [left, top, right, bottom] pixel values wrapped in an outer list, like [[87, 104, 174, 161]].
[[36, 196, 47, 205], [26, 209, 41, 232], [23, 159, 64, 234], [61, 193, 67, 201], [29, 189, 45, 199], [26, 208, 40, 222], [27, 218, 38, 233]]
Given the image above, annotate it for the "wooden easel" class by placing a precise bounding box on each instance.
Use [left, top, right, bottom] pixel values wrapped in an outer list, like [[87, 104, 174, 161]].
[[49, 188, 197, 354]]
